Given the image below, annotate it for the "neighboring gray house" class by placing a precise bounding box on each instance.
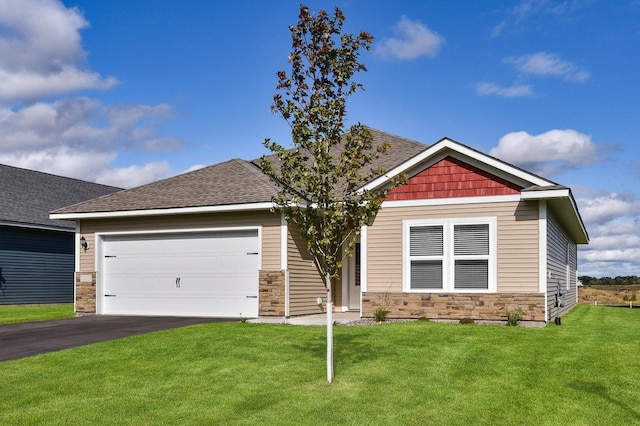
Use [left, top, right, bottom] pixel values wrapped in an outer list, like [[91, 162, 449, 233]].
[[0, 164, 121, 305]]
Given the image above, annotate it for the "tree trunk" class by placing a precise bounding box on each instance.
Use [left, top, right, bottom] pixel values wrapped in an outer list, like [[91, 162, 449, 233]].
[[326, 272, 334, 383]]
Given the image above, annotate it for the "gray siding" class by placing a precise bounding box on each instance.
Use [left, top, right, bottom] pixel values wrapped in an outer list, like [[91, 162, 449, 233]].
[[0, 226, 74, 304], [546, 211, 578, 320]]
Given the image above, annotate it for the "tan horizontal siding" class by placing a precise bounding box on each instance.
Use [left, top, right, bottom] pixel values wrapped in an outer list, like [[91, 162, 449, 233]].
[[287, 223, 325, 315], [367, 200, 540, 293], [78, 210, 281, 272], [497, 200, 539, 292]]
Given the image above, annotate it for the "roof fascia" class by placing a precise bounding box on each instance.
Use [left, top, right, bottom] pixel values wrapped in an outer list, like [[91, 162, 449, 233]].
[[49, 202, 275, 220], [520, 188, 571, 200], [363, 138, 553, 192], [0, 220, 74, 232]]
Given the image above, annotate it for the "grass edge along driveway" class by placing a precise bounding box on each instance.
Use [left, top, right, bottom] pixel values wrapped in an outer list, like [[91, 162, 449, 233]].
[[0, 304, 74, 325], [1, 305, 638, 425]]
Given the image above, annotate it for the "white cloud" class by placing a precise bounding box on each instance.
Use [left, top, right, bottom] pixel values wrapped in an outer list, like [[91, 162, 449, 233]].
[[0, 1, 199, 189], [375, 16, 444, 60], [95, 162, 175, 188], [0, 98, 175, 151], [490, 129, 600, 175], [505, 52, 590, 82], [582, 248, 640, 263], [0, 145, 175, 188], [578, 193, 640, 225], [476, 82, 533, 98], [0, 97, 183, 188], [0, 0, 117, 104], [576, 193, 640, 277], [492, 1, 590, 38]]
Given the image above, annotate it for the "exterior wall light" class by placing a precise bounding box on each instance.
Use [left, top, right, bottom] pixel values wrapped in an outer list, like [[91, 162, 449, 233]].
[[80, 236, 89, 252]]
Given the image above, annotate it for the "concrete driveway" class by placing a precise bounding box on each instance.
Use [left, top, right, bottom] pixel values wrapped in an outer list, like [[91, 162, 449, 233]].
[[0, 315, 233, 362]]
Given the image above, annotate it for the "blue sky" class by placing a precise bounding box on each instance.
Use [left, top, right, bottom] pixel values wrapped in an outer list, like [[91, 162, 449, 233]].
[[1, 0, 638, 277]]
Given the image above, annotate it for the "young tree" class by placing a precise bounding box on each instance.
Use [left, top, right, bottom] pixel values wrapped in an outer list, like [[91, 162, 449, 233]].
[[261, 5, 397, 382], [623, 290, 637, 308]]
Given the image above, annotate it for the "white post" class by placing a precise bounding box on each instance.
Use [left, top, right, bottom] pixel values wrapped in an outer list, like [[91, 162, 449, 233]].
[[327, 300, 333, 383], [326, 272, 334, 383]]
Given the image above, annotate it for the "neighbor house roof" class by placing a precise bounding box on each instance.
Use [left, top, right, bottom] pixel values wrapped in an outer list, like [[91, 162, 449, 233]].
[[0, 164, 122, 231], [51, 128, 428, 218]]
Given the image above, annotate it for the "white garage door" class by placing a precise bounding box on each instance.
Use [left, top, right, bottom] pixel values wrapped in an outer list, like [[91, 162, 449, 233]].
[[101, 230, 259, 317]]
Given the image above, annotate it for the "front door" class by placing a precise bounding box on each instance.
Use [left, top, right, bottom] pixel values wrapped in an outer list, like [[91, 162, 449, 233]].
[[347, 243, 361, 310]]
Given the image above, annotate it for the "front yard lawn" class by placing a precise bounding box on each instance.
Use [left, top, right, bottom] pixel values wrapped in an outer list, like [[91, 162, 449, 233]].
[[0, 303, 74, 325], [1, 305, 638, 425]]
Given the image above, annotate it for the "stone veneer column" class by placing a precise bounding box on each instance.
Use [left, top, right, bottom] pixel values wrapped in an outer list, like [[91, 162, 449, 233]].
[[259, 270, 286, 316], [75, 272, 97, 314]]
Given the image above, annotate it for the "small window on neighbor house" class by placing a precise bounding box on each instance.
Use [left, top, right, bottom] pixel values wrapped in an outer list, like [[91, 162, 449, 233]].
[[405, 218, 495, 293]]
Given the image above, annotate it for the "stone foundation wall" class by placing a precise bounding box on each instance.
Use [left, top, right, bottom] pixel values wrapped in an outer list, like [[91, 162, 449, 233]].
[[362, 292, 546, 322], [75, 272, 97, 314], [259, 270, 286, 316]]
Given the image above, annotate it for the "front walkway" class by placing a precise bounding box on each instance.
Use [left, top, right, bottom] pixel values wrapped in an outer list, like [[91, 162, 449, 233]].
[[249, 312, 360, 326]]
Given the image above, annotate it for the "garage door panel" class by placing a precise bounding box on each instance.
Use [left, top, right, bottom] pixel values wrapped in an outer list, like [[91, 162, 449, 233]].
[[101, 230, 259, 317]]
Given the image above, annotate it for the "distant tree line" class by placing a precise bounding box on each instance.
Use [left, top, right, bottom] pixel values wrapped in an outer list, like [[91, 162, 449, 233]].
[[579, 276, 640, 286]]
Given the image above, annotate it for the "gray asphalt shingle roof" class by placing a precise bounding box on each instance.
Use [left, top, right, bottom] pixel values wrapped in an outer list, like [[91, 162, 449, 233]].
[[52, 128, 428, 215], [0, 164, 122, 230], [52, 158, 282, 214]]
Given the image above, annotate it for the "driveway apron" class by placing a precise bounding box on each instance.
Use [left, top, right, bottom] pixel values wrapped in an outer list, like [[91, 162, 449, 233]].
[[0, 316, 232, 361]]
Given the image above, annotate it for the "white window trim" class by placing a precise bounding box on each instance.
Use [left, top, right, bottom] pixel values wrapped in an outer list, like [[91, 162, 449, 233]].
[[403, 217, 497, 293]]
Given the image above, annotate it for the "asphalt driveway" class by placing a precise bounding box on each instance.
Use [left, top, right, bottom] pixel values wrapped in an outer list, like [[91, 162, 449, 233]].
[[0, 315, 233, 362]]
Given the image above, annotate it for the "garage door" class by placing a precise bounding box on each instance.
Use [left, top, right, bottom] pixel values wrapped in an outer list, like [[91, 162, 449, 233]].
[[101, 230, 259, 317]]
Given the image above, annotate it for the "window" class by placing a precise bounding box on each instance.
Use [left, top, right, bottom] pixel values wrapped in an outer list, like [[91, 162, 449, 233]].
[[404, 217, 496, 292]]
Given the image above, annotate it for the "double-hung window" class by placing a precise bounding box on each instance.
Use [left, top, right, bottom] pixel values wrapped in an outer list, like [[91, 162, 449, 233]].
[[404, 217, 496, 292]]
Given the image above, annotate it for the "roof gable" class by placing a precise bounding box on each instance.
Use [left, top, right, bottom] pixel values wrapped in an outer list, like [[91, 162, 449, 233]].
[[386, 156, 522, 201], [365, 137, 555, 192]]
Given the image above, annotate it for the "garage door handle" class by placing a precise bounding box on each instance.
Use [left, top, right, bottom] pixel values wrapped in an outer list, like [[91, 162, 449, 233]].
[[105, 294, 116, 297], [246, 252, 258, 255], [246, 295, 257, 299]]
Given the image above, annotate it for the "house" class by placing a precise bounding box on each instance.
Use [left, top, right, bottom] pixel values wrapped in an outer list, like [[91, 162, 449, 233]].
[[50, 129, 588, 324], [0, 164, 121, 305]]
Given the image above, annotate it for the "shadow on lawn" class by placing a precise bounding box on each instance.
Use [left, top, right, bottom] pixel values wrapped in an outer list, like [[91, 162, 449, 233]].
[[289, 327, 399, 366], [569, 380, 640, 420]]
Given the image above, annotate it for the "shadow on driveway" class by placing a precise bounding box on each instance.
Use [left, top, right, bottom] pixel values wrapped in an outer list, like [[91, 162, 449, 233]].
[[0, 315, 234, 362]]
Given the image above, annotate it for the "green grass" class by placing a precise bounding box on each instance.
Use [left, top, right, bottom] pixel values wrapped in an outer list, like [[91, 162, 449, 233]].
[[0, 304, 74, 325], [1, 305, 638, 425]]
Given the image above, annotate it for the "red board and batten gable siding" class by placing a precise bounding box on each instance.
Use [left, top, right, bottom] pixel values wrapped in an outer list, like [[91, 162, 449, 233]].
[[386, 156, 522, 201]]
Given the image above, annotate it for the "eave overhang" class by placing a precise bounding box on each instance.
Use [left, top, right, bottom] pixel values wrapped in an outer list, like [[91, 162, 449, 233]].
[[521, 188, 589, 244], [49, 202, 275, 221]]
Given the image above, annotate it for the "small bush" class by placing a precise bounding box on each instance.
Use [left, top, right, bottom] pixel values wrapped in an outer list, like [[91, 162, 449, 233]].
[[374, 307, 390, 322], [418, 316, 430, 322], [459, 318, 475, 325], [506, 309, 523, 326]]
